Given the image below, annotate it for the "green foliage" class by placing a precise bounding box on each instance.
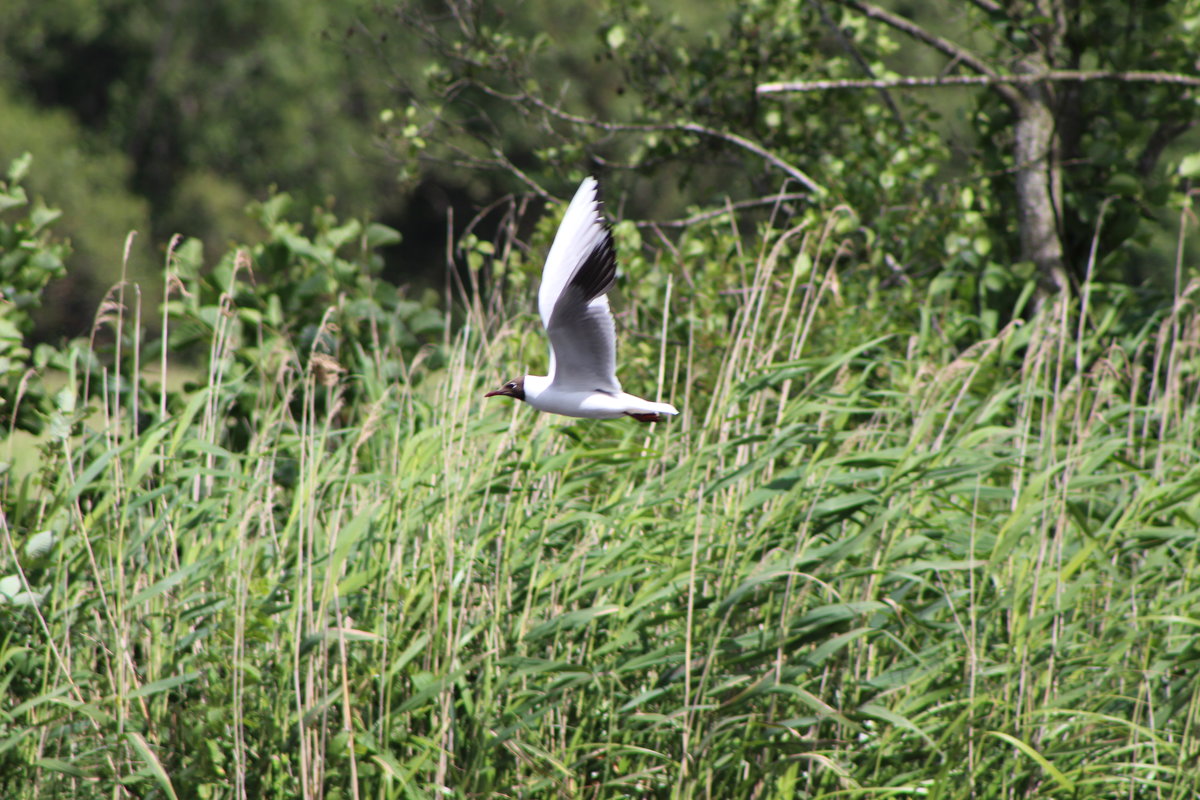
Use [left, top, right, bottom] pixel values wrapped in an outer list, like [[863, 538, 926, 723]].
[[377, 0, 952, 212], [377, 0, 1200, 319], [371, 0, 1043, 345], [4, 2, 1200, 794], [3, 179, 1200, 797], [962, 0, 1200, 284], [158, 193, 433, 454], [0, 0, 392, 328], [5, 0, 1197, 343], [0, 154, 70, 434], [0, 86, 152, 328]]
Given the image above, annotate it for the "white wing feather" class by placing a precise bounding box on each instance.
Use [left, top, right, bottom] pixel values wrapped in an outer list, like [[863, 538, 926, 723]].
[[537, 177, 622, 393], [538, 178, 607, 326]]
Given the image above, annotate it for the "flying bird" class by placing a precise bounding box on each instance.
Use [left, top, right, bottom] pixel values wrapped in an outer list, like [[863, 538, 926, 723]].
[[485, 177, 679, 422]]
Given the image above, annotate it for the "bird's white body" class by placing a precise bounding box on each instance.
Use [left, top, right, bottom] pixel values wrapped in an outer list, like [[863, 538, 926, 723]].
[[522, 375, 679, 420], [487, 176, 679, 421]]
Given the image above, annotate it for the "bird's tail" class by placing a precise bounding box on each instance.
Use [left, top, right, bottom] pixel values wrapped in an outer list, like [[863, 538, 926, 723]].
[[624, 397, 679, 422]]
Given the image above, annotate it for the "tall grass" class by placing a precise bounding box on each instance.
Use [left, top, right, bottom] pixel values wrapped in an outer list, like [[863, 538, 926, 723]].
[[2, 203, 1200, 799]]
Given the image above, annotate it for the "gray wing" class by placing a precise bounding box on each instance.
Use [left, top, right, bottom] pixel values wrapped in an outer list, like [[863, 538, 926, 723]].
[[546, 230, 622, 394]]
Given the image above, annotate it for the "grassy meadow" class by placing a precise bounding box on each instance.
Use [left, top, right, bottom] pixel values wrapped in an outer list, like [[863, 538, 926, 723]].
[[3, 200, 1200, 799]]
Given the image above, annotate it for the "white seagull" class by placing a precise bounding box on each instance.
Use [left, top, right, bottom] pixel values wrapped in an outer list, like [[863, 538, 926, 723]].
[[486, 177, 679, 422]]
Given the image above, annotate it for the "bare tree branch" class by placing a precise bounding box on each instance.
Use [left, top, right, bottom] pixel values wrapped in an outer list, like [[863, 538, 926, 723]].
[[678, 123, 827, 197], [758, 70, 1200, 95], [964, 0, 1003, 13], [443, 76, 827, 197], [488, 147, 553, 199], [1137, 119, 1199, 177], [502, 89, 829, 197], [808, 0, 902, 124], [838, 0, 1022, 107], [633, 193, 810, 229]]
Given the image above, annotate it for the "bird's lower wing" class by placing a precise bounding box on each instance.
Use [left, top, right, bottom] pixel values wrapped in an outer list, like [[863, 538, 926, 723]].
[[547, 295, 622, 393]]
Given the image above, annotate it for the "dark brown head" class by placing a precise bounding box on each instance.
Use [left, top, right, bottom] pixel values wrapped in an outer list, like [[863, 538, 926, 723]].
[[485, 376, 526, 401]]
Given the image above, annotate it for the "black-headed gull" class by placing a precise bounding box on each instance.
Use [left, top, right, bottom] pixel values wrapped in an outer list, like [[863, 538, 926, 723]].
[[486, 177, 679, 423]]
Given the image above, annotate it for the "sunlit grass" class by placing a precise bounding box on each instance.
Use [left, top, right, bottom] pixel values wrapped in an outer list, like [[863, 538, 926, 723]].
[[3, 210, 1200, 799]]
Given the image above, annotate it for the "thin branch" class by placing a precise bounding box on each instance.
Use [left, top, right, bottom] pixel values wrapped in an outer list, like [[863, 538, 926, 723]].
[[679, 123, 826, 197], [633, 193, 810, 229], [964, 0, 1003, 13], [838, 0, 1022, 106], [505, 89, 828, 197], [808, 0, 903, 125], [488, 147, 553, 199], [1137, 119, 1199, 177], [758, 70, 1200, 95], [416, 45, 829, 197]]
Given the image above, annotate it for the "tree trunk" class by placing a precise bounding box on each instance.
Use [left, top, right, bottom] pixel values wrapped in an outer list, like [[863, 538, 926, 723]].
[[1012, 58, 1069, 298]]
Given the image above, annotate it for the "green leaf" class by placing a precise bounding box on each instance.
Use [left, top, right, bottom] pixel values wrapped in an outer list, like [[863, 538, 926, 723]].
[[125, 732, 179, 800], [859, 702, 939, 751], [34, 758, 86, 778], [1180, 152, 1200, 178], [7, 152, 32, 183], [1103, 173, 1140, 197], [325, 219, 363, 250], [30, 203, 62, 232], [0, 575, 21, 600], [0, 185, 27, 213], [987, 731, 1075, 792], [130, 562, 205, 606], [128, 671, 202, 700], [24, 530, 55, 560], [366, 223, 402, 248]]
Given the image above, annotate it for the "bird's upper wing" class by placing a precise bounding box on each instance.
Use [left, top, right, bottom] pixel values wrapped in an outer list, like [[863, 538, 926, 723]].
[[538, 177, 622, 394]]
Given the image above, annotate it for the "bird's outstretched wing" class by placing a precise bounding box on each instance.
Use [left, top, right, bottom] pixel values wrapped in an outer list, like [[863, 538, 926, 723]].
[[538, 177, 622, 394]]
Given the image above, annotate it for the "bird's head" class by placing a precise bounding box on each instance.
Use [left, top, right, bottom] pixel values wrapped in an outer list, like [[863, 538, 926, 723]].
[[485, 376, 526, 401]]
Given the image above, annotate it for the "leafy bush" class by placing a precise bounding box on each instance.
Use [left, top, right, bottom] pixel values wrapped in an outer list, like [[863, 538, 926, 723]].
[[0, 153, 69, 435], [162, 192, 439, 448]]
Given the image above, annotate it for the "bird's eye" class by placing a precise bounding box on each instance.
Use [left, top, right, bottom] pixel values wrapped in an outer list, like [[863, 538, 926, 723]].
[[507, 382, 516, 389]]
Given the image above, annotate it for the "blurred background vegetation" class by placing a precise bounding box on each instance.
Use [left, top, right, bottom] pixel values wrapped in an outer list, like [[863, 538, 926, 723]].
[[0, 0, 393, 333]]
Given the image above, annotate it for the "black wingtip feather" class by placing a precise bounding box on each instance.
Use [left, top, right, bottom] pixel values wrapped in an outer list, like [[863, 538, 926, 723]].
[[569, 224, 617, 303]]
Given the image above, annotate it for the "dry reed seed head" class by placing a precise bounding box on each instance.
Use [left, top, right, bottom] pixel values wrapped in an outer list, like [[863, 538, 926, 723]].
[[233, 249, 253, 277], [310, 353, 346, 387], [352, 401, 384, 452], [91, 286, 130, 329], [164, 272, 191, 300]]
